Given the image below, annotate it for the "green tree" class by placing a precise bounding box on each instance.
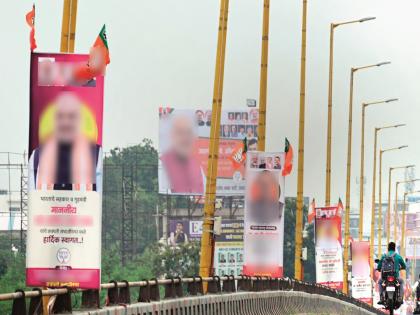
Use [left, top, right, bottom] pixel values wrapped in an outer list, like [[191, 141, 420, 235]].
[[283, 197, 315, 282]]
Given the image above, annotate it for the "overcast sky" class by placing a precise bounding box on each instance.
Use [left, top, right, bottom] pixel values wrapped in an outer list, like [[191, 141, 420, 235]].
[[1, 1, 419, 232]]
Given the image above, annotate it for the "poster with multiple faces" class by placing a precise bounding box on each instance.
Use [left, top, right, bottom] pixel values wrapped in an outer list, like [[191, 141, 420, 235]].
[[243, 152, 285, 277], [315, 205, 343, 291], [26, 53, 104, 289], [158, 108, 258, 196], [351, 241, 372, 304], [166, 219, 244, 277], [214, 220, 244, 277]]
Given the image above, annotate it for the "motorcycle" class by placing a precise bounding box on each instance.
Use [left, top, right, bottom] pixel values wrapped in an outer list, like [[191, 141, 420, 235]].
[[381, 274, 402, 315]]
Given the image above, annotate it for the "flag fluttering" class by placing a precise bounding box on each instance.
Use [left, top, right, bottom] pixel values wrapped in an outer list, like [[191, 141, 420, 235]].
[[93, 24, 110, 65], [75, 25, 110, 82], [282, 138, 294, 176], [229, 138, 248, 169], [338, 198, 344, 217], [308, 198, 316, 224], [25, 4, 37, 51]]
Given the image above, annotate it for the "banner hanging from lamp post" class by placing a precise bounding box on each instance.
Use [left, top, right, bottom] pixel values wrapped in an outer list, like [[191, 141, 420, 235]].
[[26, 52, 104, 289], [351, 241, 372, 304], [243, 151, 285, 277], [315, 205, 344, 291]]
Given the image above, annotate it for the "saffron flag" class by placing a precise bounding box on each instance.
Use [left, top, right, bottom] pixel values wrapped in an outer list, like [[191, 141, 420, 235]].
[[338, 198, 344, 216], [229, 138, 247, 169], [76, 25, 110, 82], [282, 138, 293, 176], [308, 198, 316, 224], [25, 4, 37, 51], [93, 24, 110, 65]]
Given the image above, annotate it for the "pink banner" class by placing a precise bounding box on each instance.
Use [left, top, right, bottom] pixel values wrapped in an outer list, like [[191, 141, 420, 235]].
[[26, 53, 104, 289]]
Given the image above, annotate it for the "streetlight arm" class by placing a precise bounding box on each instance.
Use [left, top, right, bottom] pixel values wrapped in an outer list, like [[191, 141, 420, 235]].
[[377, 123, 406, 131], [353, 61, 391, 72], [363, 98, 399, 107], [335, 17, 376, 27], [390, 165, 415, 171], [381, 146, 408, 154]]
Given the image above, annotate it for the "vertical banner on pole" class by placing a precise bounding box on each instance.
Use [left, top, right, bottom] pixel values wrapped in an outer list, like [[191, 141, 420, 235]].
[[351, 241, 372, 304], [243, 151, 285, 277], [315, 205, 344, 290], [26, 53, 104, 289]]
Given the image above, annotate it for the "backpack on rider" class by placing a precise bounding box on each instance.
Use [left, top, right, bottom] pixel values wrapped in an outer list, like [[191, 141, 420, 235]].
[[381, 253, 396, 279]]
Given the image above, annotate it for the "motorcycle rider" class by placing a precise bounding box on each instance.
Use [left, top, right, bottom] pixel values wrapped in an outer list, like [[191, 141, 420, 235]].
[[377, 242, 406, 304]]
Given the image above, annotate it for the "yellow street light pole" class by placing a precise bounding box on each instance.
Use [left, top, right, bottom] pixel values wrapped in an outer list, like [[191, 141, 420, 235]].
[[394, 178, 420, 242], [257, 0, 270, 151], [60, 0, 78, 53], [359, 98, 398, 240], [200, 0, 230, 281], [386, 165, 415, 244], [369, 124, 405, 276], [325, 17, 376, 206], [294, 0, 308, 281], [342, 61, 390, 293], [401, 190, 420, 256], [378, 146, 408, 257]]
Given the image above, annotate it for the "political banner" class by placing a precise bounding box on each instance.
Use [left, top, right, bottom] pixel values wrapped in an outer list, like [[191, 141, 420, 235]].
[[214, 220, 244, 277], [158, 108, 258, 196], [351, 241, 372, 304], [243, 151, 285, 277], [26, 53, 104, 289], [167, 219, 203, 246], [315, 205, 343, 290], [167, 218, 244, 276]]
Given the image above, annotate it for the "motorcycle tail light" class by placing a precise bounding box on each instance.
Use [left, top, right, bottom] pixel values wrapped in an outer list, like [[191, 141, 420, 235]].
[[387, 276, 395, 282]]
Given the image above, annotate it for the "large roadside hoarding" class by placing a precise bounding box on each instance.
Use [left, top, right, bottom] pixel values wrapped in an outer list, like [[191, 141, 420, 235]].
[[351, 241, 372, 304], [26, 53, 104, 289], [243, 151, 285, 277], [315, 205, 343, 290], [167, 219, 244, 276], [158, 108, 258, 196]]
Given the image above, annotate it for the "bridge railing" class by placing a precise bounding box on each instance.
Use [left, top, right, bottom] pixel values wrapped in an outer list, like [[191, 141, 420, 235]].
[[0, 276, 382, 315]]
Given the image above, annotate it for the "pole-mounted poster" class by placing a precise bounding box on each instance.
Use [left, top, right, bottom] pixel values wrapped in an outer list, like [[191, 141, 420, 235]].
[[315, 205, 344, 290], [243, 151, 285, 277], [26, 53, 104, 289]]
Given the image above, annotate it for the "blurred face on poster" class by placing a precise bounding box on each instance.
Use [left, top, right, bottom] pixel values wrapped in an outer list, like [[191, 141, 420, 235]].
[[248, 170, 281, 223], [54, 93, 82, 144], [195, 110, 205, 126], [38, 59, 55, 86], [316, 220, 340, 248], [352, 244, 370, 278], [30, 92, 99, 191], [170, 115, 196, 160]]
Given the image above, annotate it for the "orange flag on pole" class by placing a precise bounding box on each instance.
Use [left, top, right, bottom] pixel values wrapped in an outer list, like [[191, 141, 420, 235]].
[[282, 138, 294, 176], [25, 4, 37, 51], [308, 198, 316, 224]]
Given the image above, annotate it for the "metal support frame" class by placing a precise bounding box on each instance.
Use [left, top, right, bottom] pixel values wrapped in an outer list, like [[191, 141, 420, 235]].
[[121, 165, 135, 265]]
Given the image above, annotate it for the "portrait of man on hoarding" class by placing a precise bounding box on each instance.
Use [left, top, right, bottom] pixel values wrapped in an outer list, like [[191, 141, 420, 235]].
[[315, 218, 341, 249], [160, 113, 205, 194], [248, 170, 283, 223], [351, 242, 370, 278], [29, 91, 102, 192]]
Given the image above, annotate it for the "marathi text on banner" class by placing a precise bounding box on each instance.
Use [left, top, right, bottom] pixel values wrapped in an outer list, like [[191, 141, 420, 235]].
[[315, 205, 344, 290], [26, 53, 104, 289], [351, 241, 372, 304], [243, 151, 285, 277]]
